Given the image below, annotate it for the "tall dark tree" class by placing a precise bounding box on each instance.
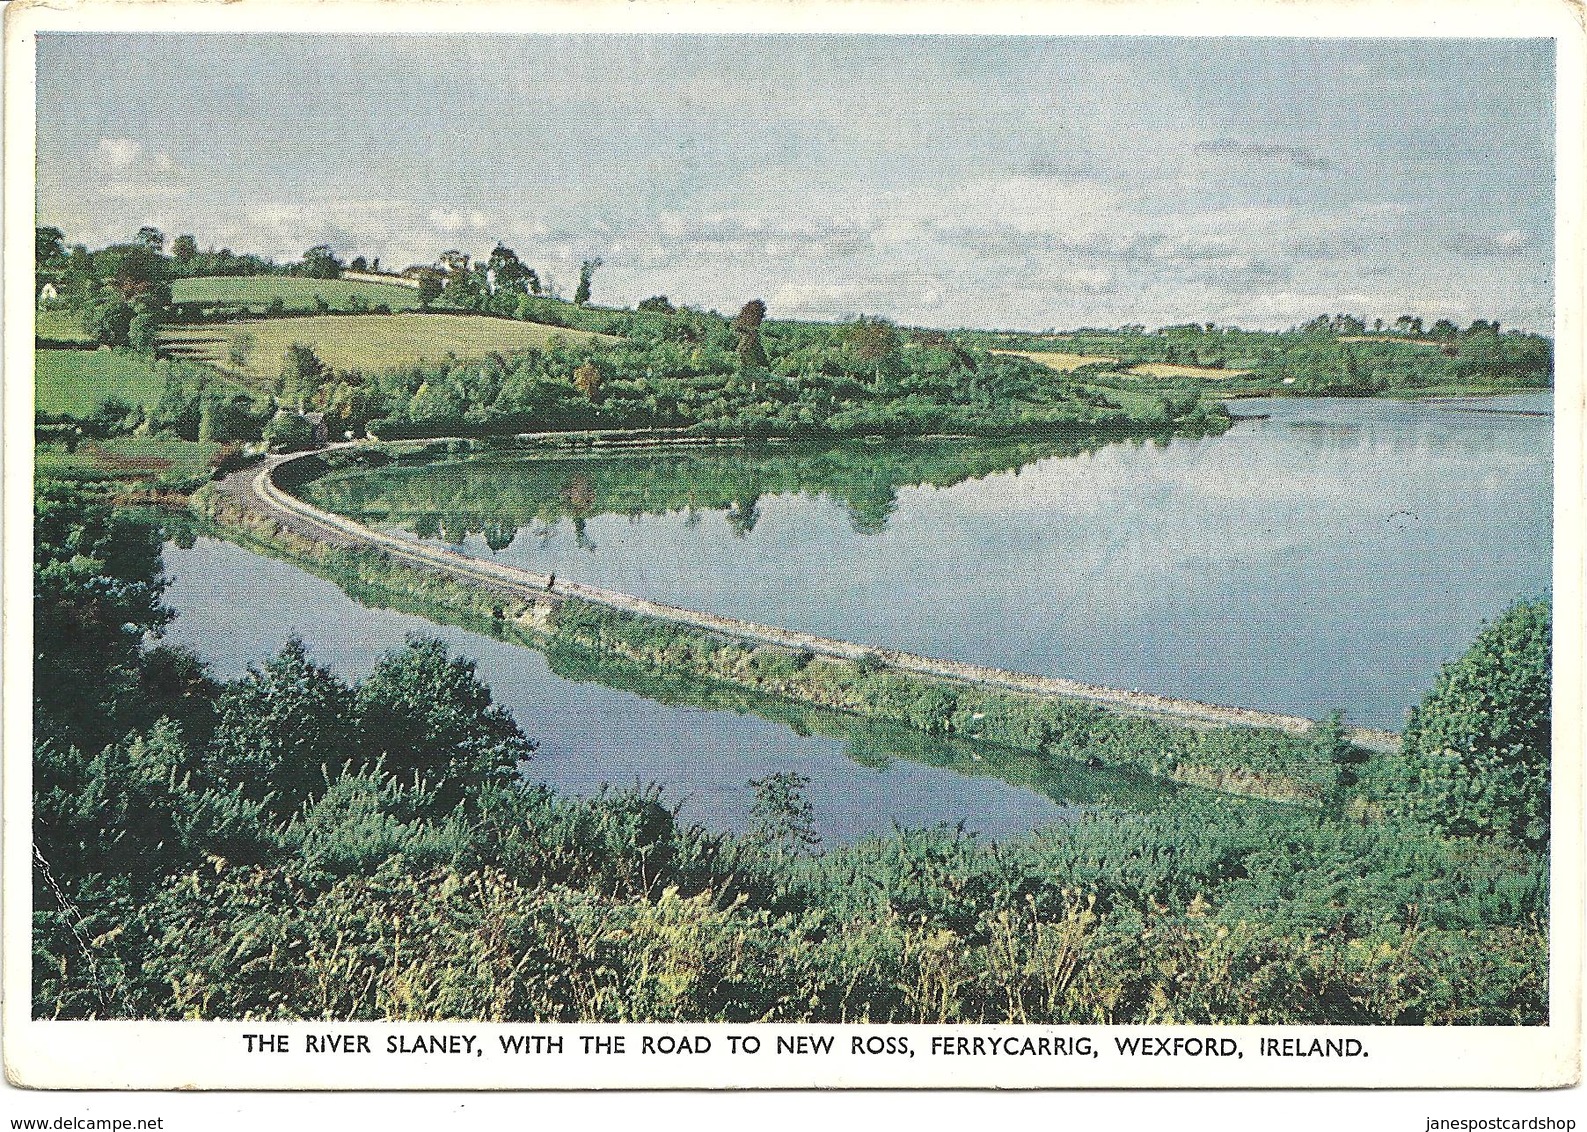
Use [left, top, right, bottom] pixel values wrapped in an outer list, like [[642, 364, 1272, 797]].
[[171, 234, 199, 264], [574, 257, 603, 306], [732, 299, 768, 370], [36, 225, 67, 271], [135, 226, 165, 253], [416, 270, 443, 311]]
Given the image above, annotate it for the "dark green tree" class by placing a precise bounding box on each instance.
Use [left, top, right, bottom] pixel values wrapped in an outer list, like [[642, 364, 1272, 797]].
[[574, 257, 603, 306], [732, 299, 769, 370], [416, 271, 443, 311], [36, 225, 67, 271], [300, 245, 344, 280], [354, 636, 534, 804], [1388, 600, 1551, 847], [207, 636, 361, 814]]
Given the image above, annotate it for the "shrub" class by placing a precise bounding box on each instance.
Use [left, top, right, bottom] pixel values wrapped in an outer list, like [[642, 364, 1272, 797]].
[[1387, 600, 1551, 847]]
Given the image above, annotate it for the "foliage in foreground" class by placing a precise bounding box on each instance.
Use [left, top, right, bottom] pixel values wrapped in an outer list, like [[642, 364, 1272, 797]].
[[34, 483, 1550, 1024], [1383, 599, 1552, 849]]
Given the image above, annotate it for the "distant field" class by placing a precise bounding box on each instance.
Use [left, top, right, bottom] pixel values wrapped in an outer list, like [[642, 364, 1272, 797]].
[[36, 308, 93, 344], [1336, 335, 1441, 347], [35, 348, 170, 416], [161, 313, 618, 383], [995, 349, 1119, 371], [172, 275, 426, 312], [1128, 362, 1251, 380]]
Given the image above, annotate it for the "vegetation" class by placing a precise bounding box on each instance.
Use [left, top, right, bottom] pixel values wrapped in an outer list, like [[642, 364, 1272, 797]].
[[31, 224, 1554, 1025], [34, 348, 172, 418], [1383, 600, 1552, 849], [970, 318, 1551, 397], [159, 313, 615, 387], [33, 480, 1551, 1023], [169, 275, 425, 314]]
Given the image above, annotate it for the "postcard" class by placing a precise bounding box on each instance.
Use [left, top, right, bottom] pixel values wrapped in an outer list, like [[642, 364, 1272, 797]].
[[4, 0, 1581, 1094]]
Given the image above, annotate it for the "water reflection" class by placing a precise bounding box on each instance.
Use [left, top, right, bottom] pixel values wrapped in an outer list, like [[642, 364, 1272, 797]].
[[300, 395, 1552, 730]]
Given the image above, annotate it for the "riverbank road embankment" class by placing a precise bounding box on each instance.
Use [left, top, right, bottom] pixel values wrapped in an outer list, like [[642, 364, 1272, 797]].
[[214, 446, 1401, 755]]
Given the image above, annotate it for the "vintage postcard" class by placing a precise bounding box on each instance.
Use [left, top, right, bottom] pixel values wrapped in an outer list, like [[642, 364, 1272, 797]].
[[3, 0, 1582, 1097]]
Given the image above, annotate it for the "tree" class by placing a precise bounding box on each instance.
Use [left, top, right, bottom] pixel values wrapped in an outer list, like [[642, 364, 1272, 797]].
[[128, 311, 161, 354], [573, 361, 603, 401], [135, 226, 165, 253], [354, 636, 534, 802], [208, 636, 360, 813], [349, 255, 369, 273], [85, 298, 135, 347], [279, 342, 326, 410], [847, 315, 901, 361], [747, 771, 820, 855], [227, 332, 256, 369], [574, 257, 602, 306], [36, 225, 67, 271], [416, 271, 443, 311], [171, 234, 199, 264], [262, 411, 315, 452], [300, 245, 344, 280], [1387, 600, 1551, 848], [486, 243, 537, 295], [638, 295, 675, 314], [732, 299, 768, 370]]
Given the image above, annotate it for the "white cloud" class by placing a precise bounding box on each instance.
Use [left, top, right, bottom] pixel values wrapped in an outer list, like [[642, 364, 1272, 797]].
[[96, 137, 141, 169]]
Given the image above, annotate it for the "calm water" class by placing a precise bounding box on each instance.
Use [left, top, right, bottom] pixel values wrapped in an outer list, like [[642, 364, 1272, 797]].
[[304, 394, 1553, 731], [160, 537, 1080, 843]]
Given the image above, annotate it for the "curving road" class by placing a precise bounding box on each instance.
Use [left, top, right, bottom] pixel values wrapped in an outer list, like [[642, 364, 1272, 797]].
[[215, 445, 1401, 754]]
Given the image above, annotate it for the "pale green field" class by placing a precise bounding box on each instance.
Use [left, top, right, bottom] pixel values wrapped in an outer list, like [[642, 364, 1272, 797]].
[[172, 275, 425, 312], [35, 308, 93, 344], [1127, 362, 1251, 380], [161, 313, 617, 383], [35, 348, 170, 416], [994, 348, 1119, 371]]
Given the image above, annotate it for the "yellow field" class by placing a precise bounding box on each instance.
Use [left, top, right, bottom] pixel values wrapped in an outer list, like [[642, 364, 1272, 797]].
[[995, 349, 1119, 372], [161, 313, 617, 384], [1127, 362, 1250, 380]]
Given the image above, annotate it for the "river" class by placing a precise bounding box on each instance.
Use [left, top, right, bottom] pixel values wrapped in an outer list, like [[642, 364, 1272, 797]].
[[163, 393, 1551, 842]]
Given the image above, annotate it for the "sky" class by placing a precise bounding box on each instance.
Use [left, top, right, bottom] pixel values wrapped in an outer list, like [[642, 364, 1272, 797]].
[[35, 34, 1556, 332]]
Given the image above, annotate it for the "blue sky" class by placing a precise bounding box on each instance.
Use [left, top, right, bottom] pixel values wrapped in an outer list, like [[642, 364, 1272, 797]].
[[36, 34, 1555, 331]]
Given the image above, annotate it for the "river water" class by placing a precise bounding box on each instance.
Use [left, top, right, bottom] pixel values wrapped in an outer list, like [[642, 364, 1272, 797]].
[[163, 393, 1552, 842]]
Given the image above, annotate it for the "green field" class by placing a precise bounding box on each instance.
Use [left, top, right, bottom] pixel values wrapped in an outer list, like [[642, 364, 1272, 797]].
[[161, 313, 618, 383], [171, 275, 426, 313], [34, 434, 222, 488], [35, 348, 170, 416], [35, 308, 93, 344]]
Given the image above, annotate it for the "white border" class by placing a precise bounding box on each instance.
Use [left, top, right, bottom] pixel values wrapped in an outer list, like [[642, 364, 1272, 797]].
[[3, 0, 1583, 1095]]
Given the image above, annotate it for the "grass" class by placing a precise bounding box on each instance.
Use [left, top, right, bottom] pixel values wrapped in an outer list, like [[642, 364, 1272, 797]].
[[160, 313, 619, 384], [35, 308, 93, 345], [35, 348, 170, 416], [171, 275, 425, 312], [1127, 362, 1251, 380], [35, 435, 221, 489], [993, 349, 1118, 371]]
